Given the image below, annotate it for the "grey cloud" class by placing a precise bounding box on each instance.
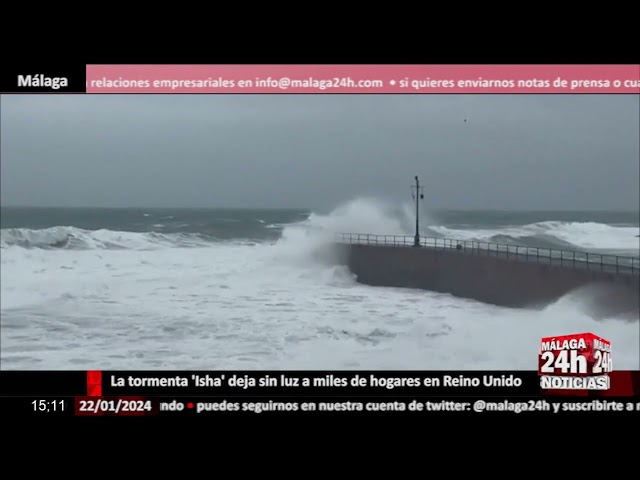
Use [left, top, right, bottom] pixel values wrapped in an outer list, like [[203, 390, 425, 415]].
[[1, 94, 638, 210]]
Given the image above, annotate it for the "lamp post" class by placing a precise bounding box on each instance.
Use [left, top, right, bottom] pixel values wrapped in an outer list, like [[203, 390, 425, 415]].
[[412, 175, 424, 247]]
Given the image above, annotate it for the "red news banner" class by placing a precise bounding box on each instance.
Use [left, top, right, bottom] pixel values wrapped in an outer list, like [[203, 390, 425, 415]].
[[84, 65, 640, 94]]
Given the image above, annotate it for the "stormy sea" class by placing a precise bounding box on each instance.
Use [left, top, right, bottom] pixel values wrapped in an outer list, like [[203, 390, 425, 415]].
[[1, 199, 639, 370]]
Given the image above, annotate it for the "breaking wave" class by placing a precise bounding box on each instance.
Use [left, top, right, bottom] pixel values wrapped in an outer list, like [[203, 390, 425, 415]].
[[0, 226, 213, 250], [1, 199, 638, 256]]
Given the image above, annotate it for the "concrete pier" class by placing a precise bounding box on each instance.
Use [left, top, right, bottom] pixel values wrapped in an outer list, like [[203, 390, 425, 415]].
[[337, 234, 640, 319]]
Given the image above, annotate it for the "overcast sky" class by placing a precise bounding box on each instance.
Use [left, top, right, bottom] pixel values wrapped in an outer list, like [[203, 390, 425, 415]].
[[1, 94, 638, 210]]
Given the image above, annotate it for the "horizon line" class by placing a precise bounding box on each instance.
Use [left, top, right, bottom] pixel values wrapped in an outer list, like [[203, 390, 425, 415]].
[[1, 205, 639, 213]]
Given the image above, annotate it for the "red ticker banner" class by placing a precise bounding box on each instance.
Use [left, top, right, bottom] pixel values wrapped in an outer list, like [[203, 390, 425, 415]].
[[84, 64, 640, 94]]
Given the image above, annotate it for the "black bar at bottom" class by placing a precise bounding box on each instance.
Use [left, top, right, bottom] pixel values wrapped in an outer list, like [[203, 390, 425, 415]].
[[2, 396, 638, 418]]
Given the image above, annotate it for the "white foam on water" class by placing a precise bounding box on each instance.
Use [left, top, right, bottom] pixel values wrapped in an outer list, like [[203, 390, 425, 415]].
[[1, 199, 638, 370], [431, 221, 640, 251]]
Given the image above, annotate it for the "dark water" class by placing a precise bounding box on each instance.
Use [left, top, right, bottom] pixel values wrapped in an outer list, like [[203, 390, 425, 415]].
[[0, 207, 311, 241], [1, 206, 639, 255], [2, 207, 638, 230]]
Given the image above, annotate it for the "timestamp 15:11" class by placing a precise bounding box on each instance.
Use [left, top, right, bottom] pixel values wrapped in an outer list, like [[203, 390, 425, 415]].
[[32, 400, 66, 412]]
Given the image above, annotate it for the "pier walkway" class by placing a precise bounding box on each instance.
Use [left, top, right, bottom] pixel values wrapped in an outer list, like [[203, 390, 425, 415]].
[[336, 233, 640, 276]]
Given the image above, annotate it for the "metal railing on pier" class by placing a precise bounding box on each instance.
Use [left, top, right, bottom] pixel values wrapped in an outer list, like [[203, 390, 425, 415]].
[[336, 233, 640, 276]]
